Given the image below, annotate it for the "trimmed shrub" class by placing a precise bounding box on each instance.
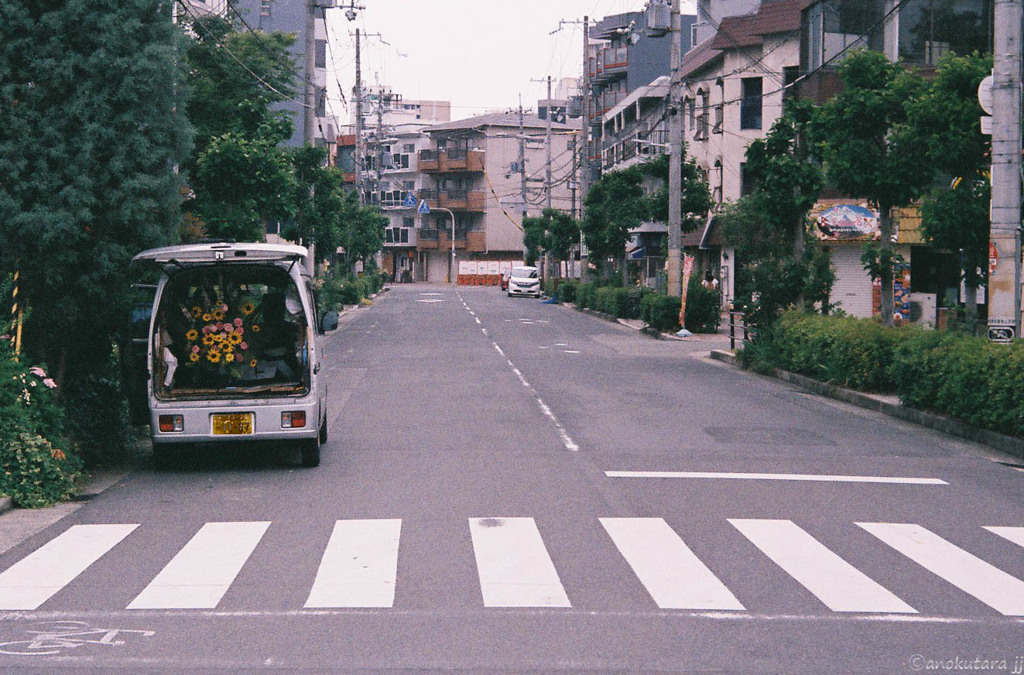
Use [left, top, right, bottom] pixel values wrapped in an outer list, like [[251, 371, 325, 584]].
[[684, 276, 721, 333], [556, 279, 578, 304], [641, 293, 682, 332]]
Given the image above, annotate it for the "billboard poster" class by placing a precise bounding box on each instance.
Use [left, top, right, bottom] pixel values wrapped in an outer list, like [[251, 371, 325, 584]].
[[873, 260, 911, 324], [487, 261, 500, 275], [678, 254, 695, 328], [459, 261, 477, 275], [812, 204, 883, 241]]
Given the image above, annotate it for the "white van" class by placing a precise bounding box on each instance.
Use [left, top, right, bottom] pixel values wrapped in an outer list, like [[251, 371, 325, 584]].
[[131, 242, 336, 468]]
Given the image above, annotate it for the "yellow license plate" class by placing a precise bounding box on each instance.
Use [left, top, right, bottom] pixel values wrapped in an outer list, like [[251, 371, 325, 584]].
[[212, 413, 254, 435]]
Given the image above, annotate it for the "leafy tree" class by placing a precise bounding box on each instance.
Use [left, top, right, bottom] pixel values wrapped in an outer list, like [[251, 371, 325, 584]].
[[0, 0, 191, 462], [333, 191, 388, 277], [583, 164, 649, 279], [813, 50, 930, 326], [904, 53, 992, 328], [720, 100, 831, 330], [192, 133, 296, 242], [644, 151, 713, 235], [182, 14, 296, 161], [522, 208, 581, 274], [181, 14, 299, 242], [284, 146, 348, 265]]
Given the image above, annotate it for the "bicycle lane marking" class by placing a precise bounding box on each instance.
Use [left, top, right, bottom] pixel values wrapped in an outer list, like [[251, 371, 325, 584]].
[[0, 621, 154, 656]]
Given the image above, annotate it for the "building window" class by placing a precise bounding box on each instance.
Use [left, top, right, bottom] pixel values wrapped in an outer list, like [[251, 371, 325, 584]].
[[740, 77, 762, 130], [260, 0, 271, 17], [403, 143, 416, 153], [403, 180, 416, 191], [403, 217, 414, 228]]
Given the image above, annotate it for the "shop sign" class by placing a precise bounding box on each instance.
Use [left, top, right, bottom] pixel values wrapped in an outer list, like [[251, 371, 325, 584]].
[[812, 204, 882, 241]]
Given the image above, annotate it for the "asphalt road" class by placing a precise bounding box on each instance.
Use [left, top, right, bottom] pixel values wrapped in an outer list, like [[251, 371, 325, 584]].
[[0, 283, 1021, 673]]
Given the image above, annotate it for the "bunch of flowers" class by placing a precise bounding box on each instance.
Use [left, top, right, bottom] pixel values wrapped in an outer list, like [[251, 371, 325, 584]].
[[182, 296, 260, 376]]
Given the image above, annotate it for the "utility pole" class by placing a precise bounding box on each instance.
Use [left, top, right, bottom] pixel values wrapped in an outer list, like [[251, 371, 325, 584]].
[[988, 0, 1023, 343], [303, 0, 317, 146], [666, 0, 683, 297], [353, 28, 363, 204], [580, 16, 590, 283], [545, 76, 553, 284], [519, 100, 528, 224]]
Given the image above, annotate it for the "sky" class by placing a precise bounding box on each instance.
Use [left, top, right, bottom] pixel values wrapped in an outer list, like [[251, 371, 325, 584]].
[[325, 0, 697, 123]]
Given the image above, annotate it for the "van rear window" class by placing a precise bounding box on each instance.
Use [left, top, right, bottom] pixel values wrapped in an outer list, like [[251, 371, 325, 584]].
[[153, 266, 310, 399]]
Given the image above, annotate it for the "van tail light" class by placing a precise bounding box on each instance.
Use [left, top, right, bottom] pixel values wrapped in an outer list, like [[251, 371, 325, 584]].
[[281, 411, 306, 428], [159, 415, 184, 433]]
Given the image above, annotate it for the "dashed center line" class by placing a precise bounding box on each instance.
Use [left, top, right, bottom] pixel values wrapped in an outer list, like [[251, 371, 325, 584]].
[[461, 293, 579, 452]]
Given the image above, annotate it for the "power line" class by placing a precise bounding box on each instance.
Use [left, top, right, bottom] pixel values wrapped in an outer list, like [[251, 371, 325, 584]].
[[176, 0, 311, 110]]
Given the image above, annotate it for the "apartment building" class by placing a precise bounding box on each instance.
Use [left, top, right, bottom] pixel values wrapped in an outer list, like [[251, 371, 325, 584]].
[[416, 113, 574, 284], [677, 0, 993, 321]]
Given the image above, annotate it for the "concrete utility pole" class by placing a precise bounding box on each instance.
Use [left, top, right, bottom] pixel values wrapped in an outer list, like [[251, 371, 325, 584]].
[[580, 16, 590, 283], [303, 0, 317, 145], [519, 101, 528, 223], [988, 0, 1023, 342], [666, 0, 683, 297], [353, 28, 363, 204], [545, 76, 553, 284]]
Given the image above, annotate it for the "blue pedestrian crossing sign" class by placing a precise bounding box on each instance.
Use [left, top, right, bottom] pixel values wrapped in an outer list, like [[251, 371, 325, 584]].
[[403, 193, 416, 208], [418, 200, 430, 214]]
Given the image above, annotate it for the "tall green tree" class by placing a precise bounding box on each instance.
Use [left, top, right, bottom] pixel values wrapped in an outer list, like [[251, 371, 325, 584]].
[[522, 208, 581, 274], [284, 146, 348, 265], [814, 50, 930, 326], [0, 0, 191, 461], [720, 99, 831, 329], [904, 53, 992, 327], [583, 163, 649, 279], [181, 14, 299, 241], [644, 151, 713, 236], [334, 192, 388, 277]]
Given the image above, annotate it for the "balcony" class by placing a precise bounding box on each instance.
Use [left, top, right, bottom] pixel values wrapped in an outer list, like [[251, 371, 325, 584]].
[[419, 188, 486, 212], [417, 148, 485, 173], [592, 46, 628, 83]]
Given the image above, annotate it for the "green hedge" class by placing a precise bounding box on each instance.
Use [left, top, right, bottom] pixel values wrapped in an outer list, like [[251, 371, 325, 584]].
[[641, 293, 681, 332], [761, 311, 1024, 438], [317, 273, 387, 314]]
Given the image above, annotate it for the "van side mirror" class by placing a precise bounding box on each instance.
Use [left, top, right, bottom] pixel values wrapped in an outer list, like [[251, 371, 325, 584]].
[[321, 310, 339, 332]]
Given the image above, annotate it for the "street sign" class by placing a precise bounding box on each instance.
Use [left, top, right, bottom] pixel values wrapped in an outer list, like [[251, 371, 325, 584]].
[[418, 200, 430, 214], [989, 241, 998, 274], [988, 325, 1015, 343], [403, 193, 416, 207], [978, 74, 994, 114]]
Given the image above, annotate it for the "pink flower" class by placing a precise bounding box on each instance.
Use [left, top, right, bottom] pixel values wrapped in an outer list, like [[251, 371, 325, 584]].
[[235, 327, 244, 336], [220, 303, 229, 312], [192, 345, 200, 354], [235, 353, 244, 362], [224, 324, 234, 334], [30, 366, 46, 378], [214, 322, 222, 331], [240, 342, 248, 350], [233, 318, 243, 327], [43, 378, 57, 389]]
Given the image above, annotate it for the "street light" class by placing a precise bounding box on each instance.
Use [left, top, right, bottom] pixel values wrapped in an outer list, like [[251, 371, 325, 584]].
[[435, 207, 456, 284]]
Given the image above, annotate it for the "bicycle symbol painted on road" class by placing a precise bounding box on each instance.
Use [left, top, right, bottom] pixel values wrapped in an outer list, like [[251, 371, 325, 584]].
[[0, 621, 154, 656]]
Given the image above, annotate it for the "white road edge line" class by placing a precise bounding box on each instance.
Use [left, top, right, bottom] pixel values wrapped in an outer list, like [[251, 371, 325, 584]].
[[605, 471, 948, 485]]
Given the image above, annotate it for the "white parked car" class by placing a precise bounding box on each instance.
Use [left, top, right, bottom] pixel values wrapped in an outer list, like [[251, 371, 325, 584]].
[[507, 265, 541, 298]]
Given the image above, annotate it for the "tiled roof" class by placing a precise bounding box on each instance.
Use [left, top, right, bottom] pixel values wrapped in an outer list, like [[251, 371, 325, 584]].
[[679, 38, 724, 78], [751, 0, 803, 36], [709, 14, 762, 50]]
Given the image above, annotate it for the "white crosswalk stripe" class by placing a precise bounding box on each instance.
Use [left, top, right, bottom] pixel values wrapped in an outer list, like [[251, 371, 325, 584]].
[[985, 526, 1024, 549], [305, 519, 402, 608], [1, 518, 1022, 616], [858, 522, 1024, 617], [0, 524, 138, 610], [469, 517, 571, 608], [729, 519, 916, 613], [128, 521, 270, 610], [601, 518, 744, 610]]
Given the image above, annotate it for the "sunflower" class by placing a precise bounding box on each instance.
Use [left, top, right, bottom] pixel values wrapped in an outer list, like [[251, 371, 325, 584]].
[[207, 350, 221, 364], [212, 308, 225, 321], [251, 324, 260, 333], [202, 313, 213, 322], [202, 334, 215, 346], [241, 301, 255, 316], [185, 329, 199, 342], [191, 306, 203, 319], [228, 332, 242, 345], [189, 352, 200, 362], [249, 359, 258, 368]]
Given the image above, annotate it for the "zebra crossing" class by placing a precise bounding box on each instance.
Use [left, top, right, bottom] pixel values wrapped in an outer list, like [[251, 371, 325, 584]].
[[0, 518, 1021, 617]]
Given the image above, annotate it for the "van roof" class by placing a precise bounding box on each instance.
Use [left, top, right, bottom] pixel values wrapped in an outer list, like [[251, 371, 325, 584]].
[[132, 242, 312, 275]]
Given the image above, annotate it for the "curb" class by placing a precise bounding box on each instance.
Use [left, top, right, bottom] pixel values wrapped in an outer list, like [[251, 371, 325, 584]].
[[710, 349, 1024, 461], [0, 497, 11, 516]]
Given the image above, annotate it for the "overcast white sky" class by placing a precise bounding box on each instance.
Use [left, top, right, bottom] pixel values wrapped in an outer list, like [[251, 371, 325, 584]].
[[326, 0, 697, 122]]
